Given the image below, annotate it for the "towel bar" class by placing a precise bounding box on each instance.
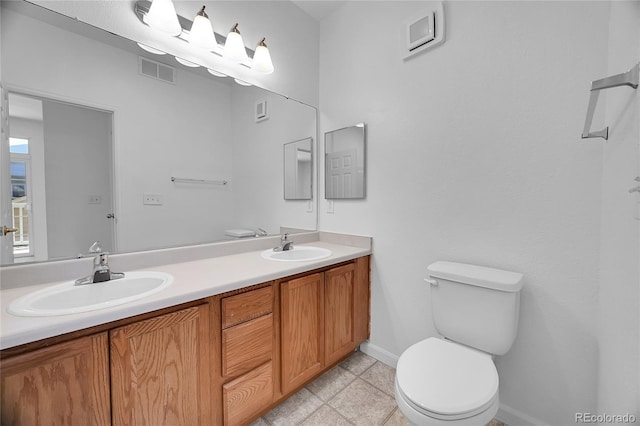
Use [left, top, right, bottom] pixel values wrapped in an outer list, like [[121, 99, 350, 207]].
[[582, 63, 639, 140], [171, 176, 228, 185]]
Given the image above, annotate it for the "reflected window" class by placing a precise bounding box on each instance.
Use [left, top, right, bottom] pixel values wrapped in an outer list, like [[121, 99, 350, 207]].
[[9, 137, 33, 257], [10, 137, 29, 154]]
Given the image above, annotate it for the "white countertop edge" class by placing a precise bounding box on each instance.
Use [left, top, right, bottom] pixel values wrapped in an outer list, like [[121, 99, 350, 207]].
[[1, 239, 371, 350]]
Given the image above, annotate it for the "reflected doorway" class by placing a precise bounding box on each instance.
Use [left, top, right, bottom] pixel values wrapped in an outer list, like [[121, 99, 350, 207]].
[[2, 92, 115, 264]]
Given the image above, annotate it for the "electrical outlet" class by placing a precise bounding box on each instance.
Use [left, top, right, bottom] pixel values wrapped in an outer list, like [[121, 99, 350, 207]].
[[143, 193, 163, 205], [88, 195, 102, 204]]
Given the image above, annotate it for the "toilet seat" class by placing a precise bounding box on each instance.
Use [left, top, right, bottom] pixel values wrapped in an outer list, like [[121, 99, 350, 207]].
[[395, 337, 499, 421]]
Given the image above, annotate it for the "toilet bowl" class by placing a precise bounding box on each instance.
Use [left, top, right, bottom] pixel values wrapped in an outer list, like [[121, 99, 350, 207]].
[[394, 261, 523, 426], [394, 338, 499, 425]]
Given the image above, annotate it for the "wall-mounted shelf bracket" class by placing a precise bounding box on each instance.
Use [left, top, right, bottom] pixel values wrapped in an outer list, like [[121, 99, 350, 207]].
[[582, 63, 639, 140]]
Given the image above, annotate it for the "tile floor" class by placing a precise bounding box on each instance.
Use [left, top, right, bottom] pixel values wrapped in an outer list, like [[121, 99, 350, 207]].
[[250, 350, 505, 426]]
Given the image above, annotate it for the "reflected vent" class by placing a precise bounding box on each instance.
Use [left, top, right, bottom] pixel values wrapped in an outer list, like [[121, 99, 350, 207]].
[[138, 57, 176, 84]]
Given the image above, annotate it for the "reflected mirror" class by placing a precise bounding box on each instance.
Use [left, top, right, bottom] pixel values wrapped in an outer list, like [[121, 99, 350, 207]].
[[284, 138, 313, 200], [0, 1, 317, 266], [325, 123, 366, 199]]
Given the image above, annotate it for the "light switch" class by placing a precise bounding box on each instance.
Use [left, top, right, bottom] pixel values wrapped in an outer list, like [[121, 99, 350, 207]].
[[143, 193, 163, 205]]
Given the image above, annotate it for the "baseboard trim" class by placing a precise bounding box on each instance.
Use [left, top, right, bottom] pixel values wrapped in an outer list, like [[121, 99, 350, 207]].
[[497, 403, 549, 426], [359, 341, 399, 368]]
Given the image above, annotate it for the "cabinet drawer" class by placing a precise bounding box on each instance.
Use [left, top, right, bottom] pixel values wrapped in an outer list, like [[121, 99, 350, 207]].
[[223, 361, 273, 426], [222, 313, 273, 378], [222, 286, 273, 329]]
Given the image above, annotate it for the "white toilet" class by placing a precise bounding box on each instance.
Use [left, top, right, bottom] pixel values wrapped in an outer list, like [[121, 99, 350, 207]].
[[394, 261, 523, 426]]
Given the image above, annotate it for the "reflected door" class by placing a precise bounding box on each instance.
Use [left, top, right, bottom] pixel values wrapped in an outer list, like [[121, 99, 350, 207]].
[[326, 149, 356, 199], [0, 84, 14, 264], [4, 92, 115, 264]]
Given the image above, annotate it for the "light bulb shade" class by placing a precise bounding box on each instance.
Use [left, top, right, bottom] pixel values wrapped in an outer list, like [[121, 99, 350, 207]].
[[137, 42, 166, 55], [234, 78, 252, 86], [144, 0, 182, 36], [223, 24, 248, 63], [188, 7, 217, 51], [207, 68, 227, 77], [175, 57, 200, 67], [252, 40, 274, 74]]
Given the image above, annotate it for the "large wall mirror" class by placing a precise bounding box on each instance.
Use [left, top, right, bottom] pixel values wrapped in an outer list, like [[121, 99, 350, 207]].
[[325, 123, 366, 199], [284, 138, 313, 200], [0, 1, 317, 266]]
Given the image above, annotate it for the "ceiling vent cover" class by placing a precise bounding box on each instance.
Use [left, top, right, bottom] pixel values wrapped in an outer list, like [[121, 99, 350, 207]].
[[138, 57, 176, 84]]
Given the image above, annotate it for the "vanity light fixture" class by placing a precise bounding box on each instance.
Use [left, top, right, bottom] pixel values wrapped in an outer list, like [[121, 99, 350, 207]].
[[137, 42, 166, 55], [143, 0, 182, 36], [135, 1, 274, 76], [187, 6, 217, 51], [252, 38, 274, 74], [234, 78, 252, 86], [175, 57, 200, 67], [207, 68, 227, 77], [223, 23, 249, 63]]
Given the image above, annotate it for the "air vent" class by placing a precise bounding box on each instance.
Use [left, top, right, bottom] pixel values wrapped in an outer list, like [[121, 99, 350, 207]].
[[138, 57, 176, 84]]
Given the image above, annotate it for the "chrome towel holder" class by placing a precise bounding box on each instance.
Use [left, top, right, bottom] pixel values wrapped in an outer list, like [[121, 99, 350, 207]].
[[582, 63, 639, 140], [171, 176, 228, 185]]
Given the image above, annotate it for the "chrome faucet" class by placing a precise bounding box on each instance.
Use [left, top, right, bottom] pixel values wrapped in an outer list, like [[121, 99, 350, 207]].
[[273, 233, 294, 252], [75, 241, 125, 285]]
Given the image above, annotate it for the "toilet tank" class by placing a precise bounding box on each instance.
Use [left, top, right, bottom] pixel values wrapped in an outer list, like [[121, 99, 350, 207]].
[[427, 261, 523, 356]]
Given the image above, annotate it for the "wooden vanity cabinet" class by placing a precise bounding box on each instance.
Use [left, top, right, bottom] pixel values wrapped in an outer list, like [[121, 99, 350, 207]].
[[110, 303, 213, 426], [0, 255, 370, 426], [280, 272, 325, 395], [325, 263, 356, 365], [1, 333, 110, 426], [280, 256, 370, 397], [218, 285, 275, 426]]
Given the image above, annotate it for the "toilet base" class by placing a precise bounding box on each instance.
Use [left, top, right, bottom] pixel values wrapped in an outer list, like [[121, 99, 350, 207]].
[[394, 382, 499, 426]]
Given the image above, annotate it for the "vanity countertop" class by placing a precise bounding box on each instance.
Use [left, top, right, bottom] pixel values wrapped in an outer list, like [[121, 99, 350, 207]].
[[0, 235, 371, 350]]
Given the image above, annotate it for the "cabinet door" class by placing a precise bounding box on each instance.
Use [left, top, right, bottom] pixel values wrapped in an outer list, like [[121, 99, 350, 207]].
[[325, 263, 356, 365], [354, 256, 371, 344], [110, 304, 212, 426], [1, 333, 110, 426], [280, 273, 324, 395]]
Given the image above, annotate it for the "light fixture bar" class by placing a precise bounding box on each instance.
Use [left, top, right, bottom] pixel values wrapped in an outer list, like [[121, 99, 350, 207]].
[[134, 1, 256, 60]]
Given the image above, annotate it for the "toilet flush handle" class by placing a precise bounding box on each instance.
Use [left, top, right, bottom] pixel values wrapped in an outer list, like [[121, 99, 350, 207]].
[[423, 278, 438, 286]]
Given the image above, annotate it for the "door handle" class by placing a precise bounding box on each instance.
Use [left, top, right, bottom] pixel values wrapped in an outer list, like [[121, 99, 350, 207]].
[[106, 213, 115, 219], [424, 278, 438, 286], [2, 226, 18, 236]]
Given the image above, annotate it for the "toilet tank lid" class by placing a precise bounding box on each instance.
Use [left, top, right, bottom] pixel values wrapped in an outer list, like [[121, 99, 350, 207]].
[[427, 261, 523, 292]]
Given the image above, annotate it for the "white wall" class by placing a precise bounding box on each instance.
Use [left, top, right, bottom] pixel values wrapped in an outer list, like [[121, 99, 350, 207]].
[[28, 0, 320, 107], [597, 0, 640, 418], [318, 2, 609, 424], [231, 86, 317, 234]]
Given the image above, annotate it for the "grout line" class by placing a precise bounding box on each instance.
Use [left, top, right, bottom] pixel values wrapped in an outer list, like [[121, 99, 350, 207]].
[[380, 407, 399, 425], [293, 402, 323, 426], [358, 362, 397, 398]]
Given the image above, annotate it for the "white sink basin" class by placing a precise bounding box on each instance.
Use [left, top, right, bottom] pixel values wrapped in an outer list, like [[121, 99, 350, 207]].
[[261, 246, 332, 262], [8, 271, 173, 317]]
